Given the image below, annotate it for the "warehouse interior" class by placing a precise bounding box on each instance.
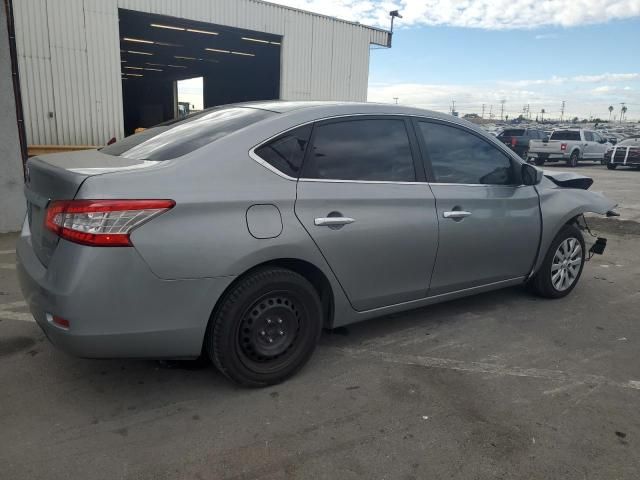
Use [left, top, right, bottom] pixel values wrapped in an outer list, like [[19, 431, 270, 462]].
[[119, 9, 282, 134]]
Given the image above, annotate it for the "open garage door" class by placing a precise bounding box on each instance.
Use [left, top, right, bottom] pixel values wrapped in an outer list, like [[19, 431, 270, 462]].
[[119, 9, 281, 135]]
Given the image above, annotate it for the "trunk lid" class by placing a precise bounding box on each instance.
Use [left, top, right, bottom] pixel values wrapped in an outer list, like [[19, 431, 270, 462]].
[[24, 150, 157, 266]]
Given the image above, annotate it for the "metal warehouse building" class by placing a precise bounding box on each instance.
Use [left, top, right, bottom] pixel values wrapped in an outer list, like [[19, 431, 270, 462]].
[[11, 0, 390, 148]]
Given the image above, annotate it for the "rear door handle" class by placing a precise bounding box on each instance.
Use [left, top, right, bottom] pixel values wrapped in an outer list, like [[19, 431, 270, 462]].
[[314, 217, 355, 227], [443, 210, 472, 219]]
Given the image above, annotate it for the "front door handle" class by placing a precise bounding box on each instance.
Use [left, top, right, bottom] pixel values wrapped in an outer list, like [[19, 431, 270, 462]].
[[443, 210, 472, 219], [314, 217, 355, 227]]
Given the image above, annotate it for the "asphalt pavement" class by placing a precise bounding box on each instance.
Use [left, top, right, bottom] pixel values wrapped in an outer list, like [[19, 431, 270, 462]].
[[1, 164, 639, 479]]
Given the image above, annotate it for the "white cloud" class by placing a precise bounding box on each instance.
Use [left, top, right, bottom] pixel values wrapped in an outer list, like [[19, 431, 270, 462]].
[[269, 0, 640, 29], [535, 33, 559, 40], [499, 72, 640, 87], [368, 78, 640, 120]]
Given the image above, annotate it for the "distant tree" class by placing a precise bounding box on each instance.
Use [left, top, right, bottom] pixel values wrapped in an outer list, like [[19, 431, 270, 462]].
[[608, 105, 614, 121], [572, 116, 579, 123], [621, 105, 628, 122], [517, 114, 525, 121]]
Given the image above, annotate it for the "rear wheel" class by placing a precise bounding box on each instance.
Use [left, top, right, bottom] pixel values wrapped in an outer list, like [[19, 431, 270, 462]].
[[531, 224, 585, 299], [206, 267, 322, 387], [606, 163, 618, 170], [534, 157, 546, 166], [520, 148, 530, 161], [567, 151, 579, 168]]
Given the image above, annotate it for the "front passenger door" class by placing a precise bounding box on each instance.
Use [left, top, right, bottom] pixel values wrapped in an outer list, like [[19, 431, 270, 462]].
[[414, 120, 541, 296]]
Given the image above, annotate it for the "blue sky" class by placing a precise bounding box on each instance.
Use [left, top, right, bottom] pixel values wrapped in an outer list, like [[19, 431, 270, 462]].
[[272, 0, 640, 120]]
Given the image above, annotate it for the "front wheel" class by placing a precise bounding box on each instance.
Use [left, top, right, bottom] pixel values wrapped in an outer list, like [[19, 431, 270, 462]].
[[606, 163, 617, 170], [531, 224, 585, 299], [206, 267, 323, 387]]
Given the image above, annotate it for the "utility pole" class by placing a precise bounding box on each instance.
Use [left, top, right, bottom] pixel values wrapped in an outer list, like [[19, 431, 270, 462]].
[[489, 104, 493, 119], [560, 100, 565, 122], [500, 99, 506, 121], [527, 104, 531, 120], [481, 104, 486, 118], [450, 99, 456, 115], [393, 97, 399, 104]]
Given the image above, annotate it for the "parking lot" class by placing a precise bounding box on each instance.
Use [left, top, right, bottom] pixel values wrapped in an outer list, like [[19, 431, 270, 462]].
[[1, 165, 639, 479]]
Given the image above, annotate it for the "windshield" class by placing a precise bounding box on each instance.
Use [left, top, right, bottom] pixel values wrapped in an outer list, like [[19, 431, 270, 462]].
[[550, 130, 581, 141], [618, 138, 640, 146], [101, 107, 275, 160]]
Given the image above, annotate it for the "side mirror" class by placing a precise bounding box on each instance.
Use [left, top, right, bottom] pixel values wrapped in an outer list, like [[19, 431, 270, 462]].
[[521, 163, 543, 186], [542, 136, 550, 143]]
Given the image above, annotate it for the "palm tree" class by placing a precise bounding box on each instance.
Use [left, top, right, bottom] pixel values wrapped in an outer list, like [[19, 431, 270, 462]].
[[540, 108, 545, 123], [621, 105, 628, 122], [608, 105, 614, 121]]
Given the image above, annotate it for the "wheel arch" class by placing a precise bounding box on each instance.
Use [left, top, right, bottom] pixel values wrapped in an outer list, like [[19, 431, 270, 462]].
[[206, 258, 336, 340]]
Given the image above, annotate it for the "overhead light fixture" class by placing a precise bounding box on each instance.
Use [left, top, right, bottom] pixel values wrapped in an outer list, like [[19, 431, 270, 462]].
[[124, 73, 143, 77], [127, 50, 153, 56], [205, 48, 230, 54], [242, 37, 269, 44], [146, 62, 165, 66], [144, 67, 163, 71], [150, 23, 183, 31], [123, 37, 154, 44], [155, 41, 182, 47], [174, 55, 198, 60], [270, 41, 281, 45], [187, 28, 218, 35], [167, 64, 187, 68], [124, 66, 144, 70], [231, 51, 255, 57]]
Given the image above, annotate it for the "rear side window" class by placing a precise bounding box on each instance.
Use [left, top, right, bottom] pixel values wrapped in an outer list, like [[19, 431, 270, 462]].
[[417, 121, 515, 185], [254, 125, 312, 178], [101, 107, 274, 161], [302, 119, 416, 182], [550, 130, 581, 141]]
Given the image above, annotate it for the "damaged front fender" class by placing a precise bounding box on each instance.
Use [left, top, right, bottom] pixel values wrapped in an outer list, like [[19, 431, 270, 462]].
[[532, 176, 618, 275]]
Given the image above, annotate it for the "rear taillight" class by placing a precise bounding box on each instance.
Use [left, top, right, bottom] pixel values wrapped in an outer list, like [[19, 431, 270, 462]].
[[511, 137, 517, 147], [45, 199, 175, 246], [561, 143, 567, 151]]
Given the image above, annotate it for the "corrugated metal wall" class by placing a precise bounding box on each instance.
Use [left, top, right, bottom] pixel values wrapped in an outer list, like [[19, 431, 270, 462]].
[[12, 0, 389, 146]]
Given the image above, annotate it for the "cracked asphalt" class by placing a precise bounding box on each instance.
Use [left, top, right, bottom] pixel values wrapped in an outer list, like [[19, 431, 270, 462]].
[[1, 165, 639, 479]]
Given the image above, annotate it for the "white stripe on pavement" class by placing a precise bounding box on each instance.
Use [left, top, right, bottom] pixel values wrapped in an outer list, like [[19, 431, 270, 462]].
[[0, 300, 34, 322], [0, 249, 16, 255], [0, 264, 16, 270]]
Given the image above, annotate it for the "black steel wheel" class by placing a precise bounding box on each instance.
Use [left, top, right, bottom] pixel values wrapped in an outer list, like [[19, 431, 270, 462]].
[[206, 267, 322, 387], [567, 150, 579, 167], [606, 163, 617, 170]]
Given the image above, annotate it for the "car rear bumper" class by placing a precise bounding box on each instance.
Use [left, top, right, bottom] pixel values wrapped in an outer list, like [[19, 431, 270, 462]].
[[16, 226, 234, 359]]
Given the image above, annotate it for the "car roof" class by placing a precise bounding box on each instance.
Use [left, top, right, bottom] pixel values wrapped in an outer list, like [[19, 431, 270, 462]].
[[233, 100, 477, 128]]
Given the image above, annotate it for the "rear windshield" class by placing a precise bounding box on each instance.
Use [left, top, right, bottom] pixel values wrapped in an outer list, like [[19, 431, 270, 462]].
[[550, 130, 581, 141], [101, 107, 275, 160], [499, 129, 525, 137]]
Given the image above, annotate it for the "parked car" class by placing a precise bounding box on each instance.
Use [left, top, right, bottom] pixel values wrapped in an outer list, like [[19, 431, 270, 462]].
[[496, 127, 546, 159], [529, 129, 611, 167], [604, 137, 640, 169], [17, 102, 616, 387]]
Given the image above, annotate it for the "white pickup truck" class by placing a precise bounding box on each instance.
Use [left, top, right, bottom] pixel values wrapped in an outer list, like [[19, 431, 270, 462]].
[[529, 129, 611, 167]]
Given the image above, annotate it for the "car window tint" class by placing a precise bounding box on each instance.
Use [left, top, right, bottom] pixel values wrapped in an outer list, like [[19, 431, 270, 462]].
[[254, 125, 312, 178], [550, 130, 581, 141], [302, 119, 415, 182], [418, 121, 515, 185], [101, 107, 274, 160], [500, 129, 525, 137]]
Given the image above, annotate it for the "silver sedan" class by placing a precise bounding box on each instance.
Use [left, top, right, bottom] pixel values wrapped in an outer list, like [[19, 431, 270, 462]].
[[17, 102, 616, 386]]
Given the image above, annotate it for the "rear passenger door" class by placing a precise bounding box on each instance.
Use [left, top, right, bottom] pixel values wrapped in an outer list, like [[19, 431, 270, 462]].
[[583, 131, 597, 159], [294, 116, 439, 311], [414, 119, 541, 295]]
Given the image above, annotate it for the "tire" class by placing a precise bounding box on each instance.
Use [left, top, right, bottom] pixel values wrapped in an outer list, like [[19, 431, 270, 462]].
[[606, 163, 617, 170], [206, 267, 322, 387], [520, 148, 530, 161], [567, 150, 579, 168], [531, 224, 586, 299], [534, 157, 546, 166]]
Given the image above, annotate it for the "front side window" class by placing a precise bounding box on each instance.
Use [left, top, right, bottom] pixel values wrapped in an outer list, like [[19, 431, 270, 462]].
[[101, 107, 274, 161], [254, 125, 312, 178], [417, 121, 515, 185], [301, 119, 415, 182], [584, 131, 594, 141]]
